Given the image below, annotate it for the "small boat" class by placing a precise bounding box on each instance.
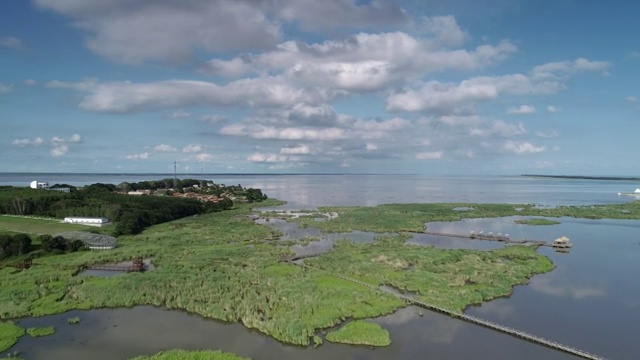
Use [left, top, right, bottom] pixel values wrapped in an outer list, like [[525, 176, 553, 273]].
[[618, 188, 640, 196], [552, 236, 572, 248]]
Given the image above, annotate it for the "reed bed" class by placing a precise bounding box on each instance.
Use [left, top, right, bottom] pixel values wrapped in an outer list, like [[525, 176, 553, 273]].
[[514, 218, 560, 226], [0, 321, 24, 353], [325, 320, 391, 346], [26, 326, 55, 337], [129, 349, 249, 359]]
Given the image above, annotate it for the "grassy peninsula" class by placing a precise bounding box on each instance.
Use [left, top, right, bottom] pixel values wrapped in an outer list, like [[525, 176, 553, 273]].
[[325, 320, 391, 346], [26, 326, 55, 337], [0, 321, 24, 353], [130, 349, 249, 360]]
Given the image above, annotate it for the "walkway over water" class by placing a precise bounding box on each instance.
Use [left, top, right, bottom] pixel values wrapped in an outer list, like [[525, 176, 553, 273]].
[[293, 261, 605, 360], [410, 230, 551, 247]]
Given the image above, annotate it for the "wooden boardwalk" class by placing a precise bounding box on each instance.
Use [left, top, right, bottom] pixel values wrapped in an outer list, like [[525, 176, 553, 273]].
[[417, 230, 551, 247], [294, 261, 605, 360]]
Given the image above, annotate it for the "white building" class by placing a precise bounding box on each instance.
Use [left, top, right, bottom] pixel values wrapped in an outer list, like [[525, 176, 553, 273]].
[[64, 217, 111, 227], [30, 181, 49, 189]]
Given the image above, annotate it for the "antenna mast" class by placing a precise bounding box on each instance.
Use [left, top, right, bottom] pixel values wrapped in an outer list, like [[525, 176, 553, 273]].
[[173, 161, 178, 189]]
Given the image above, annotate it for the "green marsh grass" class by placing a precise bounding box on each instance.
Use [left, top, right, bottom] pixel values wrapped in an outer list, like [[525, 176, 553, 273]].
[[325, 320, 391, 346], [291, 202, 640, 233], [26, 326, 55, 337], [129, 349, 249, 359], [0, 199, 553, 346], [0, 216, 92, 235], [514, 218, 560, 226], [0, 321, 24, 353]]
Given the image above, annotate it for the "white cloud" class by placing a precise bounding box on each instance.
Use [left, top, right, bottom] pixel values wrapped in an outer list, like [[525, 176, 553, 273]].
[[504, 140, 545, 154], [628, 51, 640, 60], [182, 144, 204, 153], [0, 36, 25, 50], [531, 58, 610, 80], [126, 152, 149, 160], [507, 105, 536, 115], [50, 143, 69, 157], [0, 83, 13, 94], [50, 77, 328, 113], [33, 0, 405, 64], [171, 110, 191, 118], [280, 144, 311, 155], [535, 130, 558, 138], [469, 121, 526, 137], [195, 153, 215, 162], [365, 143, 378, 151], [414, 15, 469, 47], [626, 96, 638, 103], [546, 105, 561, 113], [201, 115, 227, 124], [153, 144, 177, 152], [415, 151, 444, 160], [68, 133, 83, 143], [12, 137, 45, 147], [24, 79, 38, 86], [247, 152, 290, 163], [221, 124, 348, 141]]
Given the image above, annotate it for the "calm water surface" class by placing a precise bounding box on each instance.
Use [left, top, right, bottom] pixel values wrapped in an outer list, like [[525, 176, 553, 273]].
[[3, 174, 639, 359]]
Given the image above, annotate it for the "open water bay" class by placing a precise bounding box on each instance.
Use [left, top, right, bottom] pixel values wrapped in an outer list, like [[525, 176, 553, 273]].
[[3, 174, 640, 359]]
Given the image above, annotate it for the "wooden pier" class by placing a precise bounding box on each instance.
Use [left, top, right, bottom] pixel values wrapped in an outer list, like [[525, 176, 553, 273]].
[[293, 261, 605, 360]]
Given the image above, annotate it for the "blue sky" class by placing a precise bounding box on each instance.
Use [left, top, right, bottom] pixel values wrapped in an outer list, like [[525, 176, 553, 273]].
[[1, 0, 639, 175]]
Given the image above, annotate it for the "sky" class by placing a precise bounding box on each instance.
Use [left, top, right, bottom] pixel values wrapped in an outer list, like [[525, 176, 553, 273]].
[[1, 0, 639, 175]]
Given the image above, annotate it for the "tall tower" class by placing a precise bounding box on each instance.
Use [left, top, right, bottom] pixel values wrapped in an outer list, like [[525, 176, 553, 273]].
[[173, 161, 178, 189]]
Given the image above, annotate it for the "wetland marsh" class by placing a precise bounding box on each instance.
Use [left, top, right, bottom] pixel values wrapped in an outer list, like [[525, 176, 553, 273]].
[[1, 174, 639, 359]]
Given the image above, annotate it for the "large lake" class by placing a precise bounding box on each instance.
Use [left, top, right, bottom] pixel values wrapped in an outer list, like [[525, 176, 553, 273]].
[[3, 174, 639, 359]]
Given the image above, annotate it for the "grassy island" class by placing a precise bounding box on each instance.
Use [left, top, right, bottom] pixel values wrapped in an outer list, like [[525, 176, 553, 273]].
[[26, 326, 55, 337], [325, 320, 391, 346], [0, 321, 24, 353], [130, 349, 249, 360], [1, 199, 565, 349], [514, 218, 560, 226]]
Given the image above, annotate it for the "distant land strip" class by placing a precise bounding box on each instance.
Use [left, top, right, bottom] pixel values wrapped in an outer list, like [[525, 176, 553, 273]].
[[522, 174, 640, 181]]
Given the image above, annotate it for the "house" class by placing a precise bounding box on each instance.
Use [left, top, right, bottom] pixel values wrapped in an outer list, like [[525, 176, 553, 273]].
[[63, 217, 111, 227], [30, 181, 49, 189]]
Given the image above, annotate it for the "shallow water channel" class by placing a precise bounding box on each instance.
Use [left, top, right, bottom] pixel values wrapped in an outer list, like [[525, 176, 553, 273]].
[[8, 216, 640, 359]]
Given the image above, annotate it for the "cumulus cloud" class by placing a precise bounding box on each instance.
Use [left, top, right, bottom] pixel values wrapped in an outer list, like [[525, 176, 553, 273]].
[[203, 31, 517, 93], [504, 140, 545, 154], [171, 110, 191, 118], [201, 115, 227, 124], [469, 120, 526, 137], [531, 58, 610, 80], [507, 105, 536, 115], [280, 144, 311, 155], [248, 152, 287, 163], [535, 130, 558, 138], [415, 151, 444, 160], [547, 105, 561, 113], [0, 36, 25, 50], [24, 79, 38, 86], [628, 51, 640, 60], [48, 77, 329, 113], [12, 137, 45, 147], [0, 83, 13, 94], [68, 133, 83, 143], [126, 152, 149, 160], [626, 96, 638, 103], [153, 144, 177, 152], [221, 124, 348, 141], [182, 144, 204, 153], [33, 0, 406, 64], [195, 153, 215, 162]]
